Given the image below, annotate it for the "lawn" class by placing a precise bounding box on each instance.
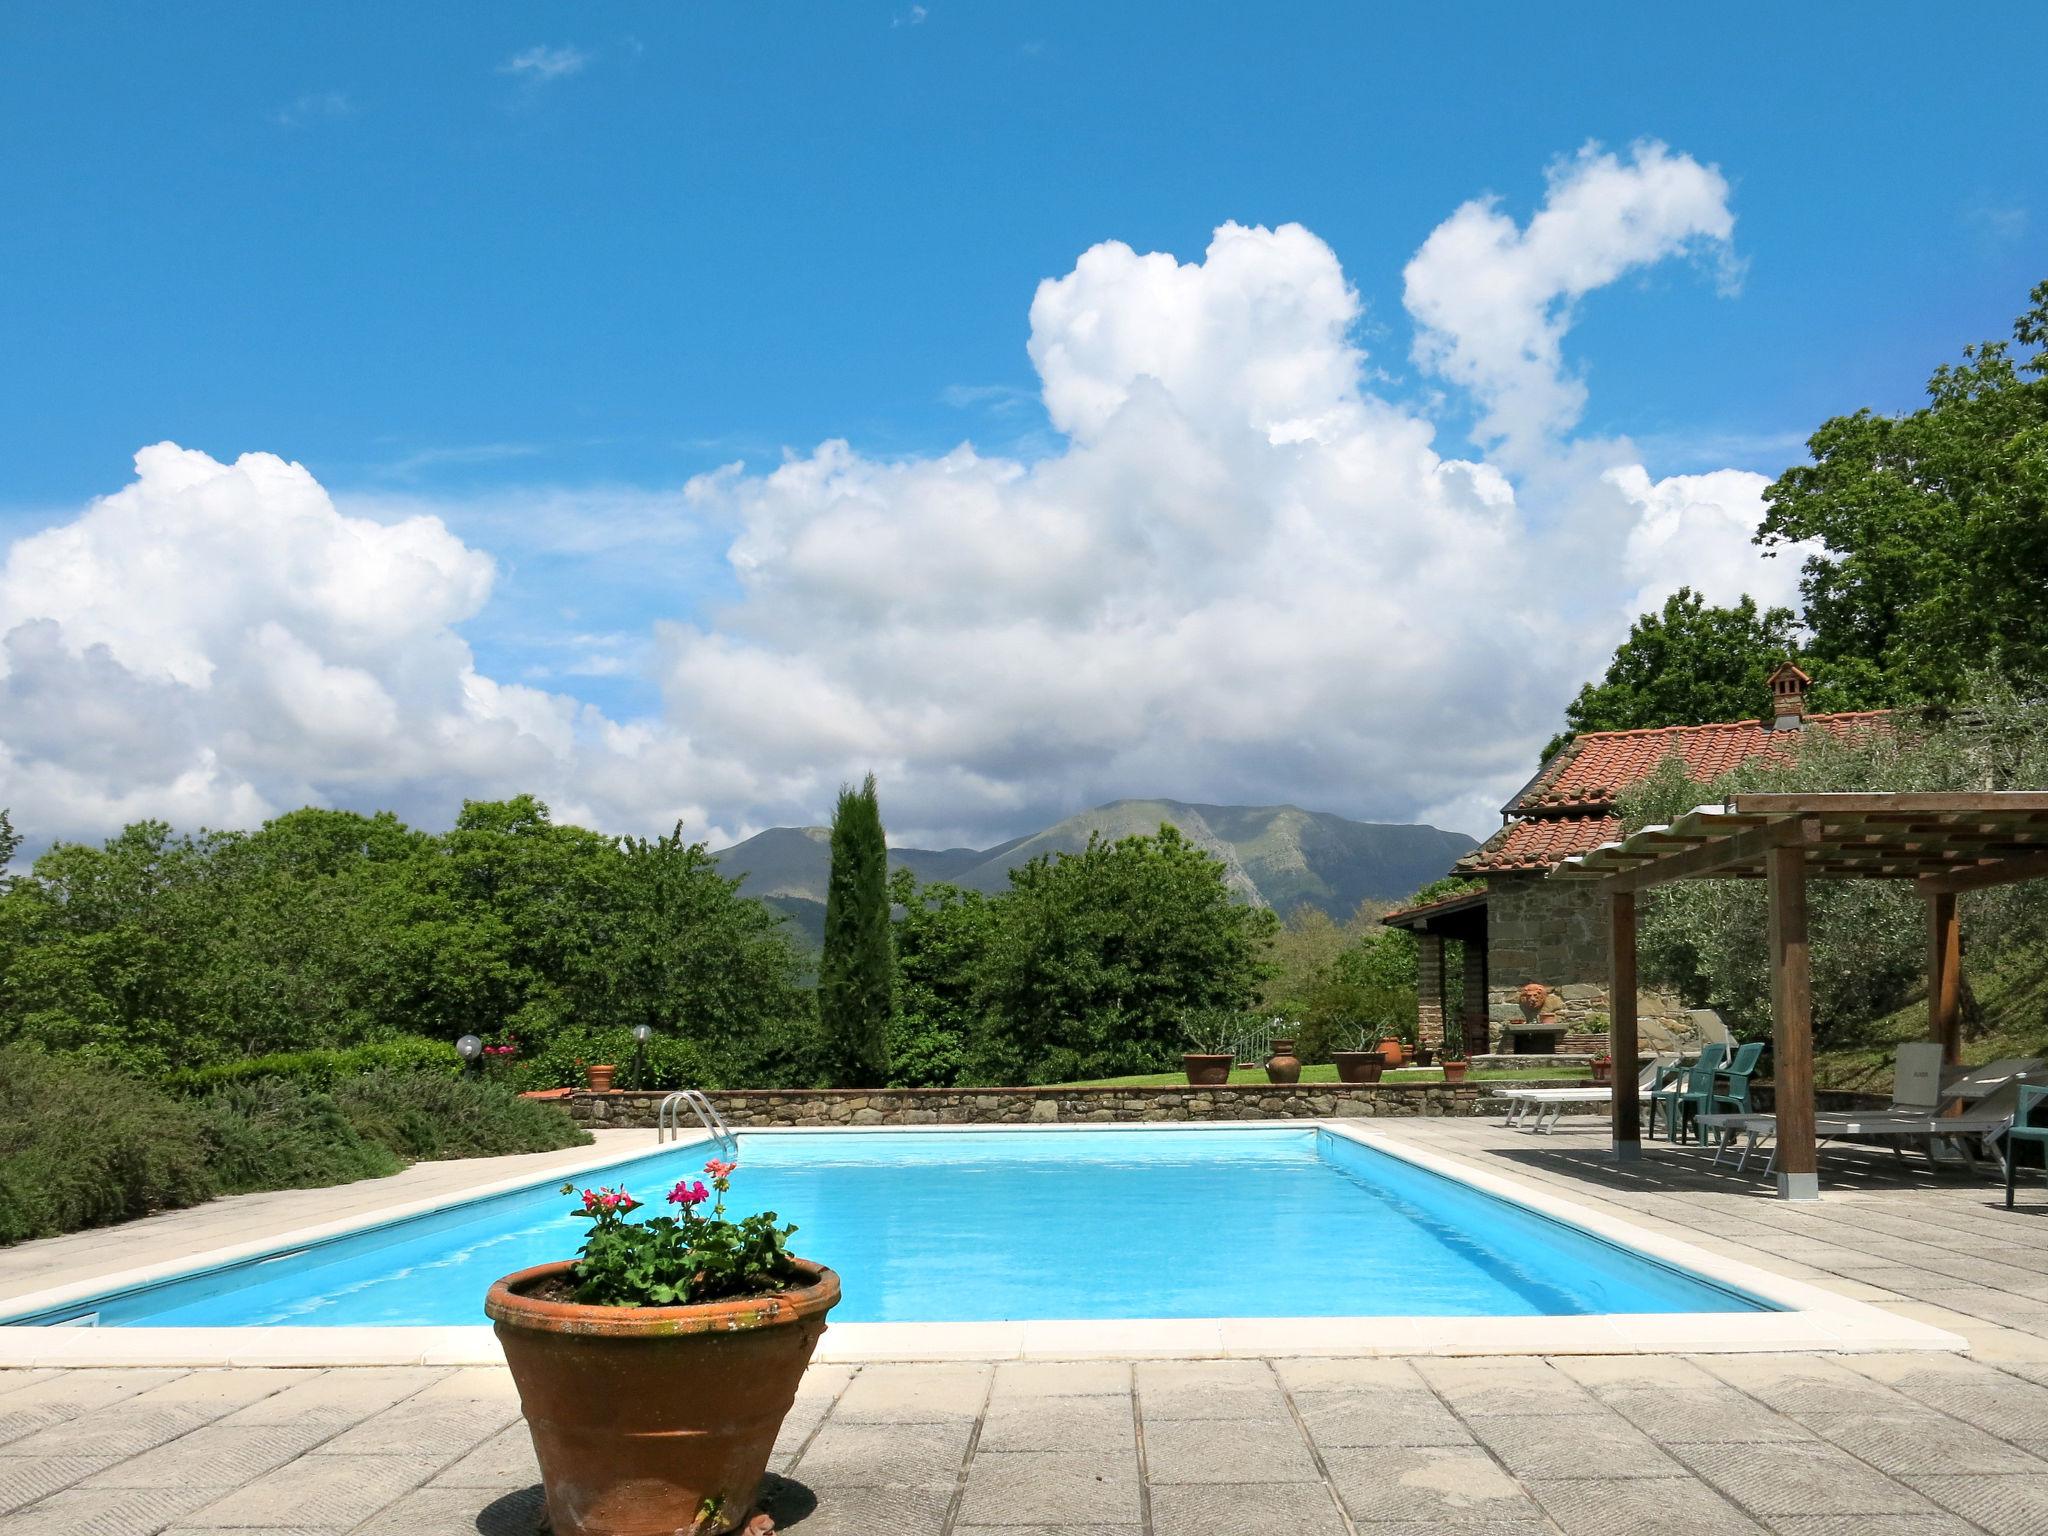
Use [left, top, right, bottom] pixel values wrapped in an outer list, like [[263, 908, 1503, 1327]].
[[1063, 1063, 1588, 1087], [1814, 935, 2048, 1091]]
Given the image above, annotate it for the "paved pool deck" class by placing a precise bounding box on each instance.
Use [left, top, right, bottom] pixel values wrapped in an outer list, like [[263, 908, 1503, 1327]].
[[10, 1117, 2048, 1534]]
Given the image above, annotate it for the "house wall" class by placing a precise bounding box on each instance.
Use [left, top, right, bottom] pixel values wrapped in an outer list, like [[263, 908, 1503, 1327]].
[[1484, 872, 1702, 1051]]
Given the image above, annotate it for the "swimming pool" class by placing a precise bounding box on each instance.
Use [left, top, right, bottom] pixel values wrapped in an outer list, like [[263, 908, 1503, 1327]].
[[5, 1127, 1769, 1327]]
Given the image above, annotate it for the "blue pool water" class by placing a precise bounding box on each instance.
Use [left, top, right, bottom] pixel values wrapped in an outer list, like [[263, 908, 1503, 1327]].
[[6, 1129, 1768, 1326]]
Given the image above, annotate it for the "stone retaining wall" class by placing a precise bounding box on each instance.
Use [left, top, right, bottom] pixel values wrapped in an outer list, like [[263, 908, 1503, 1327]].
[[564, 1081, 1567, 1130]]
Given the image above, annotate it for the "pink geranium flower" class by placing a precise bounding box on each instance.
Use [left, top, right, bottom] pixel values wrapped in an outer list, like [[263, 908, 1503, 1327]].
[[667, 1179, 710, 1209]]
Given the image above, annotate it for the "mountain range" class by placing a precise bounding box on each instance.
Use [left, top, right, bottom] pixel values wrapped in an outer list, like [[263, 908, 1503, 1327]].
[[711, 799, 1478, 949]]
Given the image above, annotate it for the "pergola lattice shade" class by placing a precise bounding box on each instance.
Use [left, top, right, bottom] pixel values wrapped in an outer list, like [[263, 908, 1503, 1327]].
[[1551, 793, 2048, 894]]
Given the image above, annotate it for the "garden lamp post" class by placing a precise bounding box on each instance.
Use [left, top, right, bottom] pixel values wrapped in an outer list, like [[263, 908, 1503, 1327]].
[[456, 1033, 483, 1079], [631, 1023, 653, 1090]]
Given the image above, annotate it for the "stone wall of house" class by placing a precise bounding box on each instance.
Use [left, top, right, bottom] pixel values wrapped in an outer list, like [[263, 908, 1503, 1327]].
[[1485, 873, 1704, 1052], [563, 1081, 1553, 1130]]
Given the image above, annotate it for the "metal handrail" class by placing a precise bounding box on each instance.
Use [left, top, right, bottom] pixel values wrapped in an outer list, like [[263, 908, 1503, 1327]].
[[657, 1089, 737, 1157]]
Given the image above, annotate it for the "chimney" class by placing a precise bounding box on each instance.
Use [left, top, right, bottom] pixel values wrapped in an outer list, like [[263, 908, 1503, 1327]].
[[1767, 660, 1812, 731]]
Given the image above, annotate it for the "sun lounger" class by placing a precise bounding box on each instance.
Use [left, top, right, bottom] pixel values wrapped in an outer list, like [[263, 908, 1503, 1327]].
[[1699, 1077, 2033, 1176], [1496, 1054, 1677, 1134]]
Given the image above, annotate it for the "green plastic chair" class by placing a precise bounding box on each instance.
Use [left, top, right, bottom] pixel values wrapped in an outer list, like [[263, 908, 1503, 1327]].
[[1713, 1041, 1767, 1115], [1651, 1042, 1726, 1142], [2004, 1082, 2048, 1208]]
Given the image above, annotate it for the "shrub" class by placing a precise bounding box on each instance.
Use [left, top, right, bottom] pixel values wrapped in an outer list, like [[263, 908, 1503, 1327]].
[[161, 1037, 458, 1093], [192, 1078, 402, 1192], [333, 1068, 587, 1161], [0, 1047, 589, 1246], [0, 1048, 217, 1244]]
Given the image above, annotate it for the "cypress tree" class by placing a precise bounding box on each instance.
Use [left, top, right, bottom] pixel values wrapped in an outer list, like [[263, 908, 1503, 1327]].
[[818, 774, 893, 1086]]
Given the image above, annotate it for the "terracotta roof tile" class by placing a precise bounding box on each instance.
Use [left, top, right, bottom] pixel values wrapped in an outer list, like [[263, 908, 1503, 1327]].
[[1510, 711, 1890, 817], [1457, 816, 1624, 874]]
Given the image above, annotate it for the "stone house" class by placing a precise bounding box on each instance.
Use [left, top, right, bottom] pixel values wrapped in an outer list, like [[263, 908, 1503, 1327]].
[[1382, 666, 1890, 1054]]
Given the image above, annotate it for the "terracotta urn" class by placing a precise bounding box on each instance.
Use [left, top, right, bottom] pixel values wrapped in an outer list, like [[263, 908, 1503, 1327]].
[[1442, 1060, 1469, 1085], [1264, 1039, 1301, 1085], [1182, 1052, 1234, 1086], [1590, 1058, 1614, 1086], [1378, 1037, 1406, 1069], [586, 1064, 617, 1093], [1332, 1051, 1385, 1085], [486, 1258, 840, 1536]]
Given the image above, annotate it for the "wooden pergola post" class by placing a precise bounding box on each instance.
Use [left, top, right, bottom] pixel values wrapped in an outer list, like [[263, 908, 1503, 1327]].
[[1927, 890, 1962, 1067], [1609, 891, 1640, 1160], [1767, 840, 1818, 1200]]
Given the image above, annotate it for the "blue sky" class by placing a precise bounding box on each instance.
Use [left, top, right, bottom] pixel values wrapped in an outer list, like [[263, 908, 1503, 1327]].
[[1, 3, 2043, 848]]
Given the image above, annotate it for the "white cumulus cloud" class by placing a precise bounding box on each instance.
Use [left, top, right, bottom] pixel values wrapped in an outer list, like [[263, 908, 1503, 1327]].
[[0, 146, 1807, 854]]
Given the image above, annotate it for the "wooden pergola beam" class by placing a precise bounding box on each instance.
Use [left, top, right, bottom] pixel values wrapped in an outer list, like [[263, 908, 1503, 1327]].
[[1594, 816, 1821, 894], [1921, 847, 2048, 895]]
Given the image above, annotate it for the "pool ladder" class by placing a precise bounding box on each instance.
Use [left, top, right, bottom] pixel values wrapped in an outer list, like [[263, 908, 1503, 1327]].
[[657, 1089, 737, 1158]]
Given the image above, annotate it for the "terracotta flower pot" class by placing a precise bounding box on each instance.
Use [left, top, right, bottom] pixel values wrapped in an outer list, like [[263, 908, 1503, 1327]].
[[1441, 1060, 1469, 1085], [486, 1258, 840, 1536], [1412, 1046, 1435, 1069], [1590, 1059, 1614, 1086], [1182, 1052, 1235, 1086], [1378, 1037, 1406, 1069], [586, 1064, 616, 1093], [1332, 1051, 1384, 1085], [1264, 1039, 1301, 1085]]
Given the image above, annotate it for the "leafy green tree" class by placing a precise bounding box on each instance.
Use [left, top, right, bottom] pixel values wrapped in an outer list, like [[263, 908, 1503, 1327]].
[[1546, 589, 1820, 758], [817, 775, 893, 1086], [0, 810, 19, 878], [969, 825, 1278, 1084], [1758, 280, 2048, 706], [887, 869, 993, 1087]]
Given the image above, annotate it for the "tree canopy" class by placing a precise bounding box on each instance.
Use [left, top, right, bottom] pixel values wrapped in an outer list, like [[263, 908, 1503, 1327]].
[[817, 774, 893, 1086], [1759, 280, 2048, 708]]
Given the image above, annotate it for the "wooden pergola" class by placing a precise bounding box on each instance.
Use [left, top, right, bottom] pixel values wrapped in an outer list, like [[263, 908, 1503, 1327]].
[[1553, 792, 2048, 1200]]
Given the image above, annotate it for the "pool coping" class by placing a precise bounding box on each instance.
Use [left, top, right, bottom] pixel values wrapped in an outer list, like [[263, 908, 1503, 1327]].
[[0, 1120, 1966, 1365]]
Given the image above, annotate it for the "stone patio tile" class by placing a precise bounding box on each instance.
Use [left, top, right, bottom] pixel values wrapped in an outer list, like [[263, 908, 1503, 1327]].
[[990, 1360, 1130, 1398], [955, 1528, 1138, 1536], [1141, 1416, 1318, 1484], [1294, 1389, 1471, 1448], [79, 1424, 335, 1489], [161, 1530, 342, 1536], [428, 1423, 540, 1489], [0, 1408, 210, 1460], [770, 1393, 832, 1467], [1270, 1357, 1428, 1393], [1768, 1517, 1985, 1536], [1906, 1473, 2048, 1536], [1800, 1411, 2048, 1475], [1525, 1475, 1765, 1535], [1322, 1445, 1543, 1524], [1146, 1481, 1348, 1535], [0, 1484, 228, 1536], [214, 1369, 445, 1428], [1467, 1410, 1686, 1480], [129, 1371, 305, 1419], [0, 1459, 114, 1518], [976, 1394, 1133, 1454], [1882, 1382, 2048, 1440], [1702, 1355, 1923, 1415], [755, 1482, 951, 1536], [791, 1420, 971, 1486], [0, 1377, 60, 1402], [793, 1364, 855, 1398], [1551, 1355, 1727, 1393], [830, 1363, 989, 1423], [179, 1452, 444, 1528], [347, 1483, 544, 1536], [0, 1375, 186, 1449], [952, 1450, 1139, 1526], [1671, 1440, 1934, 1516], [1598, 1387, 1814, 1444], [307, 1397, 517, 1458], [1413, 1358, 1601, 1416], [1134, 1361, 1285, 1421]]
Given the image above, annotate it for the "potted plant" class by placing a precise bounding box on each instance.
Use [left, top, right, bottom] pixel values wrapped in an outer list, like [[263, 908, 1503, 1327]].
[[586, 1062, 617, 1093], [1589, 1052, 1614, 1086], [1181, 1011, 1237, 1086], [1440, 1039, 1470, 1085], [1377, 1020, 1408, 1069], [1332, 1028, 1385, 1085], [486, 1159, 839, 1536]]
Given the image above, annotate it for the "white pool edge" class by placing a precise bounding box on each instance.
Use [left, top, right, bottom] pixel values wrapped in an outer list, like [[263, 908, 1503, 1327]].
[[0, 1119, 1967, 1366]]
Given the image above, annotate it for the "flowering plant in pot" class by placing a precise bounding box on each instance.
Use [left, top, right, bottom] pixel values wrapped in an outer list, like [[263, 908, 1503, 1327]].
[[1180, 1009, 1238, 1086], [485, 1159, 839, 1536]]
